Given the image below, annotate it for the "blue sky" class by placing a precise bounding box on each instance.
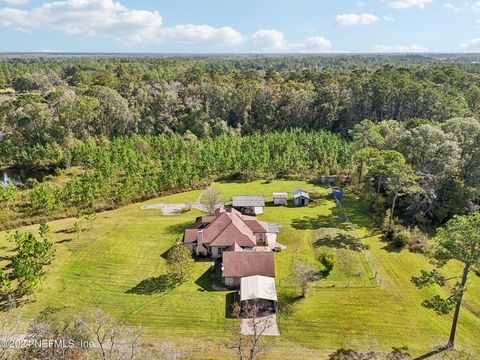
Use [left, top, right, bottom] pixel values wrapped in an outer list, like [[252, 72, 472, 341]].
[[0, 0, 479, 53]]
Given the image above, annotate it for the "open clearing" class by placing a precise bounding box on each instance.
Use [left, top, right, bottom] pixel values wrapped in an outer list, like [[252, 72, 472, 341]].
[[1, 180, 479, 359]]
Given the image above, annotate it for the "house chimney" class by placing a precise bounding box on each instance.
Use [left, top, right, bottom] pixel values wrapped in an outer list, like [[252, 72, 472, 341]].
[[196, 230, 203, 247], [196, 230, 205, 256]]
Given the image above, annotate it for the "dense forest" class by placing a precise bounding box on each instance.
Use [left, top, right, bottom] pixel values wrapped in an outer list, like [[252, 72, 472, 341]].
[[0, 55, 479, 236], [1, 55, 480, 145]]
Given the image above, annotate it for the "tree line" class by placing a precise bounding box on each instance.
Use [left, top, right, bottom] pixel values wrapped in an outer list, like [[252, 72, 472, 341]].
[[0, 130, 352, 229], [1, 56, 480, 148]]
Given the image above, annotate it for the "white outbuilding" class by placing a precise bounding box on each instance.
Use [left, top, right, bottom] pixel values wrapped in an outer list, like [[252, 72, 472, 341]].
[[272, 192, 288, 206], [293, 189, 311, 206], [240, 275, 278, 309]]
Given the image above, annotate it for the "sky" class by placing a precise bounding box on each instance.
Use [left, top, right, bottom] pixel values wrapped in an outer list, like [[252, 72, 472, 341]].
[[0, 0, 479, 53]]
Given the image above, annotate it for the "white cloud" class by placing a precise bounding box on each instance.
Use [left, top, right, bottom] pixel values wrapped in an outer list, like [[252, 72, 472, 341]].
[[251, 29, 331, 53], [160, 25, 245, 47], [336, 13, 381, 26], [459, 38, 480, 49], [373, 43, 429, 52], [388, 0, 433, 9], [252, 29, 288, 51], [1, 0, 30, 4], [304, 36, 332, 51], [0, 0, 245, 47], [444, 2, 477, 12], [443, 2, 457, 11]]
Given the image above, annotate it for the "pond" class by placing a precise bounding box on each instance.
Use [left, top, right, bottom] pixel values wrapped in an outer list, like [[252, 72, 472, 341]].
[[0, 168, 47, 186]]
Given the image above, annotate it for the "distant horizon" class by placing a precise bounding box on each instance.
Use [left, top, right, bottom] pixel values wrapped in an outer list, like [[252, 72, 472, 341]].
[[1, 51, 479, 56]]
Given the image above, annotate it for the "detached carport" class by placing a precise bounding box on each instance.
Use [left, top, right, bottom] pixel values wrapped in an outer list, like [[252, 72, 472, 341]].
[[240, 275, 280, 336]]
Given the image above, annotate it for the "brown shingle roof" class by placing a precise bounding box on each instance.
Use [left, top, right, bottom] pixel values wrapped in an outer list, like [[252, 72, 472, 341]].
[[184, 229, 198, 244], [222, 252, 275, 278], [183, 207, 264, 248], [244, 220, 267, 233]]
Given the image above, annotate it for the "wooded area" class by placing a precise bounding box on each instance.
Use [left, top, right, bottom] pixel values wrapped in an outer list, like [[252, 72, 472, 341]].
[[0, 55, 479, 234], [0, 55, 479, 145]]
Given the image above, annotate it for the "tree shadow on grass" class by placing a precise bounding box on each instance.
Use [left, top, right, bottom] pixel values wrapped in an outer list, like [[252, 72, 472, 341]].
[[165, 220, 196, 235], [381, 239, 403, 253], [413, 345, 449, 360], [291, 211, 348, 231], [56, 238, 74, 244], [313, 232, 363, 252], [225, 291, 238, 319], [125, 275, 176, 295], [55, 228, 75, 234], [194, 267, 214, 292], [160, 246, 173, 260], [307, 191, 332, 207], [337, 197, 378, 234], [277, 289, 302, 318], [0, 295, 33, 312]]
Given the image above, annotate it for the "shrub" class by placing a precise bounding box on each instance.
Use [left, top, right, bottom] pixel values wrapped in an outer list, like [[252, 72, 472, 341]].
[[407, 227, 428, 253], [318, 251, 335, 276], [166, 244, 193, 283], [392, 225, 410, 248], [385, 224, 410, 249], [385, 223, 428, 252]]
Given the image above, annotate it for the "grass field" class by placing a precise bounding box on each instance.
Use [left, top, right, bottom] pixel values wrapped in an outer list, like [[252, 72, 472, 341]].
[[1, 180, 479, 359]]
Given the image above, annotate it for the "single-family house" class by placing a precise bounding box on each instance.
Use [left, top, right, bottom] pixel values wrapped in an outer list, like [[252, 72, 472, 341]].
[[183, 207, 278, 258], [293, 189, 311, 206], [240, 275, 277, 317], [222, 251, 275, 287], [272, 192, 288, 206], [232, 195, 265, 215]]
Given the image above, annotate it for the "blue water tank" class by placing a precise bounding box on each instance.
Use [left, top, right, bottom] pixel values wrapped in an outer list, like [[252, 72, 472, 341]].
[[332, 189, 344, 200]]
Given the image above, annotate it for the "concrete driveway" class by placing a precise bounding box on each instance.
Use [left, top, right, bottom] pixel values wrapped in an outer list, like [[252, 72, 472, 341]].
[[241, 314, 280, 336], [140, 203, 188, 215]]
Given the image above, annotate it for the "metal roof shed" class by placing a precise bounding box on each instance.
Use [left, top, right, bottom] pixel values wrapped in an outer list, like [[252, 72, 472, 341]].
[[240, 275, 278, 302], [232, 196, 265, 207], [293, 189, 310, 200]]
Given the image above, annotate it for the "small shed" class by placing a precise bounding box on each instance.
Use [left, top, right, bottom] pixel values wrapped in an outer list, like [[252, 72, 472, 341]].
[[232, 195, 265, 215], [319, 175, 339, 185], [293, 189, 311, 206], [272, 192, 288, 206], [240, 275, 277, 317]]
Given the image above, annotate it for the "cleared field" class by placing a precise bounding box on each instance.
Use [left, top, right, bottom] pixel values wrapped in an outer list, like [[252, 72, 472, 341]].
[[1, 180, 479, 359]]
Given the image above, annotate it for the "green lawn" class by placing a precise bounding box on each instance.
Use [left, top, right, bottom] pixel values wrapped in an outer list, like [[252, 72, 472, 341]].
[[1, 180, 479, 359]]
